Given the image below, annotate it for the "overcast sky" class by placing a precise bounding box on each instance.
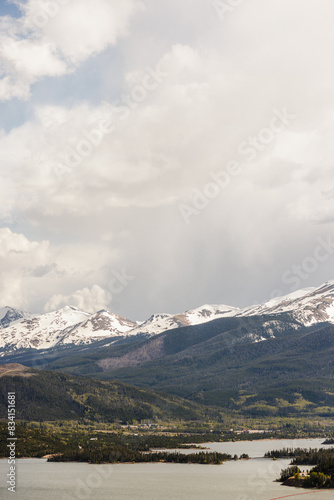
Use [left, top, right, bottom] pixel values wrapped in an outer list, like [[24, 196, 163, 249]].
[[0, 0, 334, 320]]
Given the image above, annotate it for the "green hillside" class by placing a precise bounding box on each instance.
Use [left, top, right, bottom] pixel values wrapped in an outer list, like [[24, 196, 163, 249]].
[[0, 364, 217, 423], [41, 315, 334, 417]]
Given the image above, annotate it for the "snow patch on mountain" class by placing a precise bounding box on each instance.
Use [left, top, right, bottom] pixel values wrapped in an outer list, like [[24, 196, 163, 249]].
[[0, 306, 139, 355], [126, 305, 240, 337], [183, 304, 240, 325], [58, 310, 137, 345], [0, 306, 91, 352], [241, 282, 334, 326], [126, 314, 181, 337]]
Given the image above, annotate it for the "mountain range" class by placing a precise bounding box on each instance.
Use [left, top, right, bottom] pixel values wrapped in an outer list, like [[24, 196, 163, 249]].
[[1, 281, 334, 357], [1, 281, 334, 417], [0, 303, 246, 356]]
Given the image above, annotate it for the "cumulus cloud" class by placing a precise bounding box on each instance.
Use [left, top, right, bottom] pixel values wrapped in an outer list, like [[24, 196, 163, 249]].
[[0, 228, 51, 308], [1, 38, 333, 222], [0, 227, 47, 257], [0, 0, 142, 100], [44, 284, 111, 313], [0, 228, 124, 313]]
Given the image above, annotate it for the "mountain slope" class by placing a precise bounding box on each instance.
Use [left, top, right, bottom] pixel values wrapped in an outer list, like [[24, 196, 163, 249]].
[[128, 304, 240, 338], [241, 282, 334, 325], [56, 310, 137, 345], [44, 313, 302, 374], [0, 364, 216, 423], [93, 319, 334, 416], [38, 311, 334, 416]]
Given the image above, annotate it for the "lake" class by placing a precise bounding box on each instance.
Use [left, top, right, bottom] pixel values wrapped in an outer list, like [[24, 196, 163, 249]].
[[0, 438, 333, 499]]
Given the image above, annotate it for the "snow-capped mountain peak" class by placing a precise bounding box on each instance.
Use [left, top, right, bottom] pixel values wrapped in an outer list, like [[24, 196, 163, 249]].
[[0, 306, 91, 352], [59, 310, 137, 345], [126, 304, 241, 338], [182, 304, 240, 325], [0, 307, 32, 329], [0, 305, 138, 355], [238, 282, 334, 326]]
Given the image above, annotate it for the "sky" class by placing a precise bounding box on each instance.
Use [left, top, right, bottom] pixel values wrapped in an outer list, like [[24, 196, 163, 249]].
[[1, 0, 334, 321]]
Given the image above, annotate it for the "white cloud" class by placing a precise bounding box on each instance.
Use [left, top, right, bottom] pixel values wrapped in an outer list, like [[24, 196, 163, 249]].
[[44, 284, 111, 313], [0, 227, 36, 255], [0, 227, 122, 313], [1, 39, 333, 222], [0, 0, 142, 101], [0, 228, 50, 308]]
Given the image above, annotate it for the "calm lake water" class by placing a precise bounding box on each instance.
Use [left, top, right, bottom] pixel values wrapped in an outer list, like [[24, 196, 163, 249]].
[[0, 438, 333, 499]]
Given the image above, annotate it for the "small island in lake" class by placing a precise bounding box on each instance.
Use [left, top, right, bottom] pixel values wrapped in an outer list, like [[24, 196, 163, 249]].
[[323, 438, 334, 445], [48, 449, 233, 465], [275, 448, 334, 489]]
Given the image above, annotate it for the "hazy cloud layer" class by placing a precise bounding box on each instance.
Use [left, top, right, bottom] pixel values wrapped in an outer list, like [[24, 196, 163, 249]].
[[1, 0, 334, 320]]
